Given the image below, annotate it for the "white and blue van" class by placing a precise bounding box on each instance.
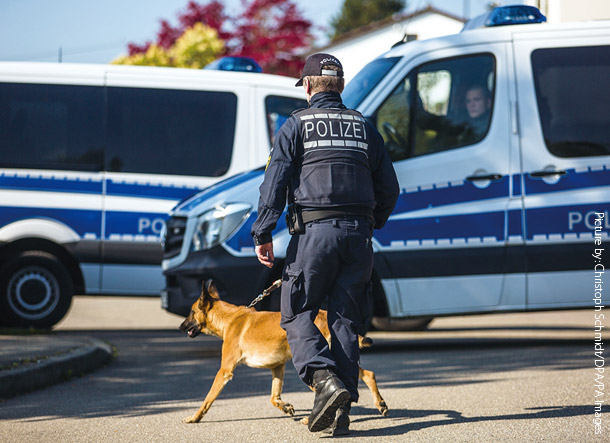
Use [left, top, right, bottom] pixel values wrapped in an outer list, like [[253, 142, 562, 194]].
[[162, 7, 610, 329], [0, 62, 307, 327]]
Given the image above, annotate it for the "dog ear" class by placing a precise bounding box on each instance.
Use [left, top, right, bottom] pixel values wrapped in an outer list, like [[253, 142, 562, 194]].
[[198, 281, 208, 309], [206, 279, 220, 300]]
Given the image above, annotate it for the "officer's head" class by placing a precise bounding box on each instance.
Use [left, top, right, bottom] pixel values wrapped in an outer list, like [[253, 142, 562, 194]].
[[295, 53, 345, 100]]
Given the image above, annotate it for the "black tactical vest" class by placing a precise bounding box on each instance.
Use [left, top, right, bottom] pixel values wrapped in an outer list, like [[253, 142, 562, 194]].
[[290, 107, 376, 209]]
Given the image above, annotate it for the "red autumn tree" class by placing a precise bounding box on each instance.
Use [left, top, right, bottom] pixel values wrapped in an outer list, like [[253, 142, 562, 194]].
[[158, 0, 232, 48], [230, 0, 313, 77], [125, 0, 312, 77]]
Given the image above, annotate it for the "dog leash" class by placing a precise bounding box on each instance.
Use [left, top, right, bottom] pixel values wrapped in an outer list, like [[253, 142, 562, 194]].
[[247, 279, 282, 308]]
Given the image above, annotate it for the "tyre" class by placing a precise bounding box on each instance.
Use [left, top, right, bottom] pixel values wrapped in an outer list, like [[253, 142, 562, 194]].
[[0, 251, 73, 328]]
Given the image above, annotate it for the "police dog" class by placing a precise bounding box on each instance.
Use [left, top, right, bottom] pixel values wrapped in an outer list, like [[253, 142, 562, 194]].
[[179, 280, 388, 424]]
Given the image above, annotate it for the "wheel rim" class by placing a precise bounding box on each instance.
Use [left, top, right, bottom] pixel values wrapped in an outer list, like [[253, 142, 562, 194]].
[[7, 265, 60, 320]]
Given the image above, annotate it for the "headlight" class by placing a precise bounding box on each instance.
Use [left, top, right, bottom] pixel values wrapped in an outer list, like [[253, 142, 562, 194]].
[[191, 203, 251, 252]]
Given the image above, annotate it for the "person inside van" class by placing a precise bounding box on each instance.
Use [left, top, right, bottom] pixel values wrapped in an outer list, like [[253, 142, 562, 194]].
[[414, 83, 492, 153], [374, 77, 494, 159], [462, 84, 492, 142]]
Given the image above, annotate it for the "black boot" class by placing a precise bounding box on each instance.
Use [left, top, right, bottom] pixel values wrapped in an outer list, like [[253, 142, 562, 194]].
[[308, 369, 350, 432], [323, 403, 351, 436]]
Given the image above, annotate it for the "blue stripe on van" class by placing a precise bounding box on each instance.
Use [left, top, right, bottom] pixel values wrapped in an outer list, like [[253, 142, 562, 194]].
[[0, 206, 174, 240], [0, 206, 102, 238], [0, 173, 203, 200], [105, 211, 169, 239], [512, 174, 522, 196], [175, 168, 265, 213], [224, 211, 288, 251], [106, 180, 201, 201], [224, 209, 507, 253], [525, 203, 610, 240], [524, 167, 610, 196], [392, 175, 509, 214], [0, 173, 102, 194], [375, 211, 506, 247], [507, 208, 523, 238]]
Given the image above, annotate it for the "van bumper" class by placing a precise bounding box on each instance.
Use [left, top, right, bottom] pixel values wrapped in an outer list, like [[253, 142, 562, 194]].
[[162, 246, 268, 317]]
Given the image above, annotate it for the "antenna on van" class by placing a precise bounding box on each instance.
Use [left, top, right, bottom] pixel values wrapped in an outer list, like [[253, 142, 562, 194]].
[[58, 47, 62, 63]]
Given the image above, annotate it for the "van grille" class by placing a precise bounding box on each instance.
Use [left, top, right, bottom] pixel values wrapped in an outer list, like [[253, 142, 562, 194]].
[[163, 216, 187, 259]]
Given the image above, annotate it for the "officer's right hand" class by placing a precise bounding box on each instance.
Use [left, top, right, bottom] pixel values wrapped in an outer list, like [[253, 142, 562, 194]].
[[255, 243, 274, 268]]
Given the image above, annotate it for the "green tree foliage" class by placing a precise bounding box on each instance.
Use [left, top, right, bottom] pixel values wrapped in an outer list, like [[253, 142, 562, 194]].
[[331, 0, 406, 40]]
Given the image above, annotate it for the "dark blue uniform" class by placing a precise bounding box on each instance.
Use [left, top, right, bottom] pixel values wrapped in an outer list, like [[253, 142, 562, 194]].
[[252, 91, 399, 402]]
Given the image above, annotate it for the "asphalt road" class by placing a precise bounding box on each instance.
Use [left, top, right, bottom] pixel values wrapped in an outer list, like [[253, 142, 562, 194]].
[[0, 296, 607, 442]]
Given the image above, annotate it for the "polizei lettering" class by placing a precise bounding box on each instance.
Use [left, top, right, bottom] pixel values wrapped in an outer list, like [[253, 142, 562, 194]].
[[299, 111, 369, 155], [304, 119, 366, 140]]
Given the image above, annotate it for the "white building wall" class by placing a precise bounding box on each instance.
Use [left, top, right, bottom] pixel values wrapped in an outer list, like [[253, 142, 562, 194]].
[[323, 13, 464, 83], [525, 0, 610, 22]]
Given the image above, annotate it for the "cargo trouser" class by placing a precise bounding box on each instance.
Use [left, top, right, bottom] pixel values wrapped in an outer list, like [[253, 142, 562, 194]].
[[279, 216, 374, 402]]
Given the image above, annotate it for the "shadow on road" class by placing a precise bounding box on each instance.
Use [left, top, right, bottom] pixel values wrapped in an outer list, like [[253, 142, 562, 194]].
[[348, 404, 610, 437], [0, 328, 595, 429]]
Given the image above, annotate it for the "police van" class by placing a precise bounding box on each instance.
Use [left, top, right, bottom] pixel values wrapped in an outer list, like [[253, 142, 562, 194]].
[[0, 62, 307, 327], [162, 6, 610, 329]]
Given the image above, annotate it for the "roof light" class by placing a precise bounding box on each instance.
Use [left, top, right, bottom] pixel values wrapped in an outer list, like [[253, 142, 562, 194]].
[[462, 5, 546, 32], [204, 57, 262, 73]]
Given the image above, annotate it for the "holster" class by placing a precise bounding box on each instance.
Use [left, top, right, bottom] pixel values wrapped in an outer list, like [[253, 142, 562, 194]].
[[286, 203, 305, 235]]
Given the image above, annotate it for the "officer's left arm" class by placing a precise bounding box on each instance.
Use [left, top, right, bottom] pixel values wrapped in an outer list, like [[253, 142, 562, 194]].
[[370, 129, 400, 229], [251, 118, 298, 244]]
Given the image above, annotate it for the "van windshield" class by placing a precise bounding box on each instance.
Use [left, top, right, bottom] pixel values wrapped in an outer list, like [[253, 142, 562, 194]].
[[343, 57, 401, 109]]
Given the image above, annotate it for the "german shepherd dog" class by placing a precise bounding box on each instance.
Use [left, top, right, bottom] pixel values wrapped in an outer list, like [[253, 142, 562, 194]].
[[179, 280, 388, 424]]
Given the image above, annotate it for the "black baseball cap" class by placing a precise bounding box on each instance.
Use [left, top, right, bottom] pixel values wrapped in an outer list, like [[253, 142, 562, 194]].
[[295, 53, 344, 87]]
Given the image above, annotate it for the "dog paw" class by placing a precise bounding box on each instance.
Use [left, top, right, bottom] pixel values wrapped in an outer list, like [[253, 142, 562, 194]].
[[283, 403, 295, 416], [300, 417, 309, 425], [377, 401, 389, 416], [183, 415, 201, 424]]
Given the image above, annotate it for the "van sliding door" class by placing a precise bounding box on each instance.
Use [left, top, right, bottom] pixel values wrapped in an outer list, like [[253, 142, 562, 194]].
[[101, 73, 241, 295], [366, 44, 521, 317]]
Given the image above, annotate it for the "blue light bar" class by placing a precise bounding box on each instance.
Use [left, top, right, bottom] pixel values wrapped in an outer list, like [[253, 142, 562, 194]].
[[462, 5, 547, 32], [204, 57, 263, 73]]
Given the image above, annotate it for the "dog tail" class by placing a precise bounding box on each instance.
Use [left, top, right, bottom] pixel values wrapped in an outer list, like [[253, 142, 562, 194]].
[[358, 336, 373, 349]]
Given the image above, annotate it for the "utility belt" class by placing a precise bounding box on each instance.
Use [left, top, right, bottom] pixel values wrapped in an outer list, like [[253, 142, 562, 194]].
[[286, 204, 374, 235]]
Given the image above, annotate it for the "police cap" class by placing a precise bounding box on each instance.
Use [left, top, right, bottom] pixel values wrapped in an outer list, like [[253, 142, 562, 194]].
[[295, 53, 344, 87]]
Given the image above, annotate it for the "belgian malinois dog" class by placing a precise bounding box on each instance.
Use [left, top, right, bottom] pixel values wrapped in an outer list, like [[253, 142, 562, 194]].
[[179, 280, 388, 424]]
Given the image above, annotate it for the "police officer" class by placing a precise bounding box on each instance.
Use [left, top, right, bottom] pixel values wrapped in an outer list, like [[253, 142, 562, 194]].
[[251, 53, 399, 435]]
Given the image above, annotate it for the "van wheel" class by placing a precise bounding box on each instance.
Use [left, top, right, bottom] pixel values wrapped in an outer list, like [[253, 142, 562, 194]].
[[371, 316, 433, 331], [0, 251, 73, 328]]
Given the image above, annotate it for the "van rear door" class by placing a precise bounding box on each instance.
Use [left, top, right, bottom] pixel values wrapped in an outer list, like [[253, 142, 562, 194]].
[[513, 30, 610, 309], [100, 71, 245, 295]]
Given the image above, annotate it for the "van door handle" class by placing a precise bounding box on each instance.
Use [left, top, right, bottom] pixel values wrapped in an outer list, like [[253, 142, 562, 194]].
[[466, 174, 503, 182], [529, 170, 567, 178]]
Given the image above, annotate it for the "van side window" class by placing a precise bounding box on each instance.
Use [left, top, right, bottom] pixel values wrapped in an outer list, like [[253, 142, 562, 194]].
[[532, 45, 610, 158], [107, 87, 237, 177], [374, 76, 412, 162], [265, 95, 307, 146], [342, 57, 401, 109], [373, 54, 495, 161], [0, 83, 104, 171]]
